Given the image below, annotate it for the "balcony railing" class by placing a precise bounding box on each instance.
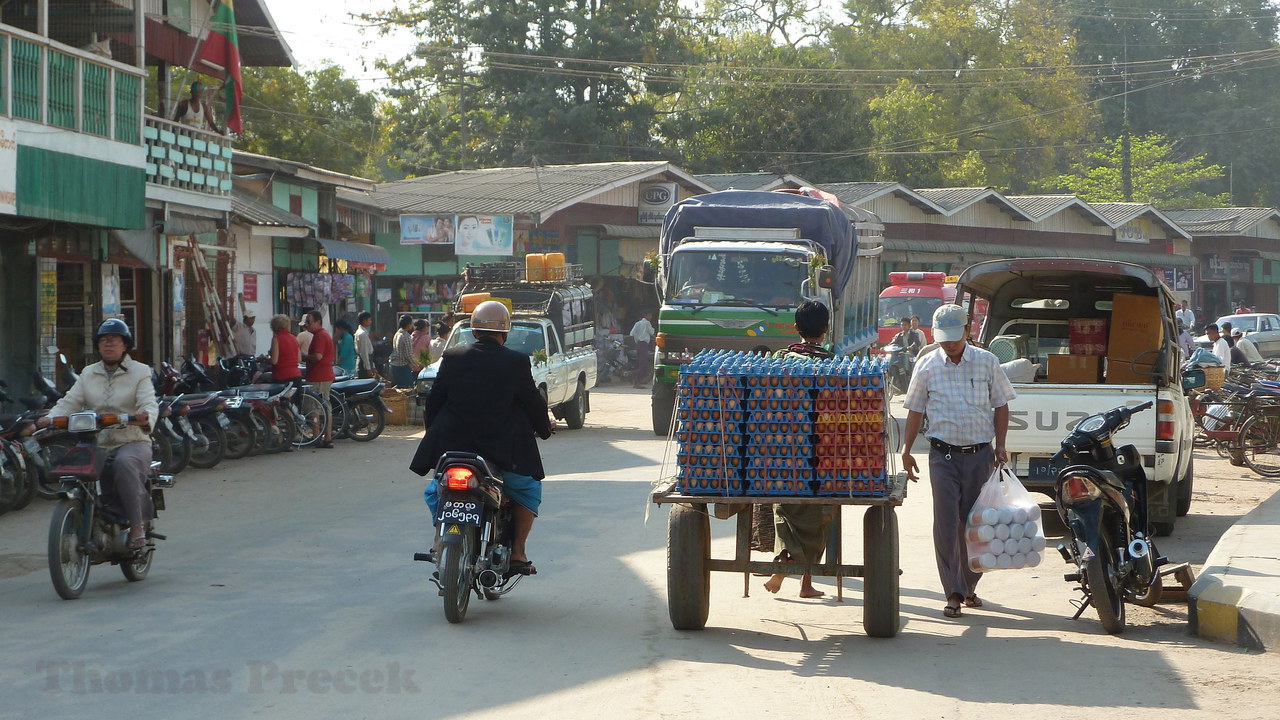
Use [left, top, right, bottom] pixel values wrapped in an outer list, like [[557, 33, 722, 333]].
[[144, 115, 232, 198], [0, 24, 144, 144]]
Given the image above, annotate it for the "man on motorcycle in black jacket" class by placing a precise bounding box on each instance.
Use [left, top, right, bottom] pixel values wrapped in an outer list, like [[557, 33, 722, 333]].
[[410, 301, 554, 575]]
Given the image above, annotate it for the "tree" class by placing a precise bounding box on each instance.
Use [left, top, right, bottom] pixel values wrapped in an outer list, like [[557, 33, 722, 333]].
[[236, 65, 388, 178], [827, 0, 1095, 190], [1067, 0, 1280, 205], [365, 0, 697, 174], [1039, 132, 1231, 208]]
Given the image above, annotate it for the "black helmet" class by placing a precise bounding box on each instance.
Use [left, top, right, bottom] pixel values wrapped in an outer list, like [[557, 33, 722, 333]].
[[94, 318, 134, 350]]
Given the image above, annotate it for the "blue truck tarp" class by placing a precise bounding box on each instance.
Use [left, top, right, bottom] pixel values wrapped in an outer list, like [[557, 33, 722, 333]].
[[660, 190, 858, 289]]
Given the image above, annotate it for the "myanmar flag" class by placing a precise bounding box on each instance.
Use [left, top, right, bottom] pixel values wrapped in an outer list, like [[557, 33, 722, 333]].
[[197, 0, 242, 133]]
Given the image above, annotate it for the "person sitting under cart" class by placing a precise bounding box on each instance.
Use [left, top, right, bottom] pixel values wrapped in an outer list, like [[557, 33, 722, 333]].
[[763, 300, 836, 599]]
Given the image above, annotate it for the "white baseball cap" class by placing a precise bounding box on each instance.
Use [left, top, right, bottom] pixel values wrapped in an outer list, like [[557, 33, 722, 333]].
[[932, 304, 968, 342], [243, 309, 256, 319]]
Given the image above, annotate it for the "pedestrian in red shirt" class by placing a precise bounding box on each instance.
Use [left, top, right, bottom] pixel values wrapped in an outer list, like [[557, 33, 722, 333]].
[[303, 310, 336, 447]]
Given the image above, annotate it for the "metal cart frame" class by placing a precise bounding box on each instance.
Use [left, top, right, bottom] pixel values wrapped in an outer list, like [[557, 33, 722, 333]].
[[652, 472, 908, 637]]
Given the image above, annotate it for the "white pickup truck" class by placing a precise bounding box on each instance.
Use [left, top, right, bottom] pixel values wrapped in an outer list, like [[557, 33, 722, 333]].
[[415, 316, 596, 428], [954, 258, 1195, 536]]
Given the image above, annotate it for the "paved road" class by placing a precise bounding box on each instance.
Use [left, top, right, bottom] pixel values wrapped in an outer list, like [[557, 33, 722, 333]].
[[1, 386, 1279, 719]]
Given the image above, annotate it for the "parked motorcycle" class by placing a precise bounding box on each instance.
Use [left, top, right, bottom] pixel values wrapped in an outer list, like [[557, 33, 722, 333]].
[[0, 381, 41, 513], [42, 411, 175, 599], [329, 376, 389, 442], [1051, 400, 1166, 633], [413, 452, 532, 623], [596, 335, 631, 385]]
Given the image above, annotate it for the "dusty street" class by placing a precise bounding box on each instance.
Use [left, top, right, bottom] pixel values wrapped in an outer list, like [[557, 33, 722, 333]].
[[1, 386, 1278, 719]]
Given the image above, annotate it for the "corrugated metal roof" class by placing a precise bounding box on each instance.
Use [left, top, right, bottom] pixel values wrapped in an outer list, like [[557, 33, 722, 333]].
[[1165, 208, 1280, 235], [886, 237, 1198, 266], [697, 173, 787, 191], [1004, 195, 1079, 219], [1087, 202, 1148, 225], [231, 189, 315, 229], [819, 182, 946, 215], [366, 162, 712, 219], [913, 187, 993, 211], [316, 238, 390, 268]]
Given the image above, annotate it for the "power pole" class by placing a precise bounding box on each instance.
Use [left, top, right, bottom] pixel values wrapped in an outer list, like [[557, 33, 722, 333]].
[[1121, 33, 1132, 202]]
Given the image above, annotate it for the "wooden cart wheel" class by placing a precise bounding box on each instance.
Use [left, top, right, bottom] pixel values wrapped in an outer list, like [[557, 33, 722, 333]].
[[667, 504, 710, 631], [863, 505, 900, 638]]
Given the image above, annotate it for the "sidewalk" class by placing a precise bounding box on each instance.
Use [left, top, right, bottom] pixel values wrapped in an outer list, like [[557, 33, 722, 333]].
[[1189, 489, 1280, 652]]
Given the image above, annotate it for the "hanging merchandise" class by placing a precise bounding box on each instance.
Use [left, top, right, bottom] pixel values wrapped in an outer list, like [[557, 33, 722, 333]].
[[286, 272, 332, 308], [328, 274, 354, 303]]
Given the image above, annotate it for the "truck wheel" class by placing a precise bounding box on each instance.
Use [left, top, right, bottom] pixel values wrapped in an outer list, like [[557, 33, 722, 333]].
[[562, 380, 586, 430], [652, 381, 675, 437], [863, 505, 900, 638], [667, 504, 710, 631], [1176, 456, 1193, 517]]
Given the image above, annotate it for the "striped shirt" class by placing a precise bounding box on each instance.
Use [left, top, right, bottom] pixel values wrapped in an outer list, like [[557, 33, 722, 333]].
[[390, 328, 413, 367], [902, 344, 1016, 446]]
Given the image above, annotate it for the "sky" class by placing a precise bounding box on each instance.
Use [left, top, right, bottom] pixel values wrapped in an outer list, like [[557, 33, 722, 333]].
[[263, 1, 416, 89]]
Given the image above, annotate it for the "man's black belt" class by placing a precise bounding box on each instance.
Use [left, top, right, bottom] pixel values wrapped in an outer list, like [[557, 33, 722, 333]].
[[929, 438, 989, 454]]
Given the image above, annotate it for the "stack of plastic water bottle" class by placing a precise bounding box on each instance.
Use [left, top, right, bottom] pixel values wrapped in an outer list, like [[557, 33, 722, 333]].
[[673, 350, 889, 497]]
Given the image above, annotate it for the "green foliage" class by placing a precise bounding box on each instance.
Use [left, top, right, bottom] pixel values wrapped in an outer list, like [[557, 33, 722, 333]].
[[1040, 133, 1231, 208], [364, 0, 696, 175], [236, 65, 388, 179]]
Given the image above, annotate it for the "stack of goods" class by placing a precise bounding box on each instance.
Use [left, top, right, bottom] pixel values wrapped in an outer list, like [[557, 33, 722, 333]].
[[672, 350, 888, 497], [674, 368, 745, 495], [964, 470, 1046, 572]]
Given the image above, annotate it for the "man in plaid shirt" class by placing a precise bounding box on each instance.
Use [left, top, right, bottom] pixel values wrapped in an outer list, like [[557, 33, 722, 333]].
[[901, 304, 1015, 619]]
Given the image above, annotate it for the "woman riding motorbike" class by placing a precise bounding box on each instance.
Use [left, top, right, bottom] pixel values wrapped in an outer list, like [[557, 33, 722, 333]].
[[39, 319, 158, 549]]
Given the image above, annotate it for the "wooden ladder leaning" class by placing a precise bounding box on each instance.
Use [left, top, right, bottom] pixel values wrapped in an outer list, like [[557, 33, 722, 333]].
[[184, 234, 236, 358]]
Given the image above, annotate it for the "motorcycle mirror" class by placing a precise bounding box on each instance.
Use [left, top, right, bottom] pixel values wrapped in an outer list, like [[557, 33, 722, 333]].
[[816, 265, 835, 289], [1181, 368, 1206, 392]]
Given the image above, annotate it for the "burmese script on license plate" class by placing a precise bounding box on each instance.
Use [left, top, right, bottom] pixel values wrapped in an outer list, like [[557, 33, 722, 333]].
[[438, 500, 482, 527]]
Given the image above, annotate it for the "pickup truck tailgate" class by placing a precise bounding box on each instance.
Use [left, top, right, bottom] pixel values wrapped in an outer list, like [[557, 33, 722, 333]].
[[1006, 383, 1157, 456]]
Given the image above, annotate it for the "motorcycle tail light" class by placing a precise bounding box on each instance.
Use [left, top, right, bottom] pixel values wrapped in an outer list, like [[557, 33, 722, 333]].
[[51, 416, 69, 429], [443, 466, 476, 490], [1156, 398, 1175, 440], [179, 404, 191, 415], [1062, 475, 1101, 503]]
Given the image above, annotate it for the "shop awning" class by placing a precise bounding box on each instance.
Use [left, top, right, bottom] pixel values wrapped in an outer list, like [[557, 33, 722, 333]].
[[232, 190, 315, 238], [316, 237, 390, 271], [885, 238, 1198, 267], [598, 224, 661, 239], [111, 228, 159, 269]]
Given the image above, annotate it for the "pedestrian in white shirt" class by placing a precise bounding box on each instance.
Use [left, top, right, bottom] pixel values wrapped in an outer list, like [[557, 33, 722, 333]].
[[630, 311, 655, 388], [1206, 323, 1231, 374], [232, 310, 257, 357], [1176, 301, 1195, 331], [354, 311, 374, 378]]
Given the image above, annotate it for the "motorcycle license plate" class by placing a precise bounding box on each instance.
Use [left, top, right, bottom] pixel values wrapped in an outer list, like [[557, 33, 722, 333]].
[[179, 417, 194, 434], [437, 500, 482, 527], [23, 437, 41, 455], [242, 390, 268, 400], [216, 413, 231, 429], [1027, 457, 1061, 481]]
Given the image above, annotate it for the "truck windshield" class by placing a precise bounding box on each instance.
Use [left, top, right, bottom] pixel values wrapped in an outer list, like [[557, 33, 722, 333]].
[[667, 252, 808, 307], [446, 322, 546, 357], [878, 296, 943, 329]]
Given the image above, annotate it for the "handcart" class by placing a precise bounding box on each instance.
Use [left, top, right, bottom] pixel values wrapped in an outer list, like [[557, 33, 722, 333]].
[[652, 350, 908, 638]]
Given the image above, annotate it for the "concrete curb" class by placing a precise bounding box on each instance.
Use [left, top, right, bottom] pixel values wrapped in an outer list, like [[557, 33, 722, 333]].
[[1188, 490, 1280, 652]]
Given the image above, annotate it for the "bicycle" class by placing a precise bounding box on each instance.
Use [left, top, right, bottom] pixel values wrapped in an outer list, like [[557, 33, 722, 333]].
[[1235, 388, 1280, 477]]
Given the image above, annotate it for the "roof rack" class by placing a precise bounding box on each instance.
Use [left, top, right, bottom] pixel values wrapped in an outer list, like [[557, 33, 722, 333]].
[[462, 261, 583, 286]]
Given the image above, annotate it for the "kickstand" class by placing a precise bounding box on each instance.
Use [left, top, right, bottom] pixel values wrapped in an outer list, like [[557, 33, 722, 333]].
[[1069, 592, 1092, 620]]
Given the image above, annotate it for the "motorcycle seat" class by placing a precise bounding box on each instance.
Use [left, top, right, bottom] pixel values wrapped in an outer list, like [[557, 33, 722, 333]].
[[180, 394, 223, 411], [437, 451, 504, 482], [0, 412, 20, 428], [230, 383, 291, 397], [332, 378, 380, 395]]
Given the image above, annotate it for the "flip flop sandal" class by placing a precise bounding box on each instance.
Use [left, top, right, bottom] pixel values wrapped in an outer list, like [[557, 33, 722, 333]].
[[943, 604, 963, 618], [964, 594, 983, 608], [506, 559, 537, 577]]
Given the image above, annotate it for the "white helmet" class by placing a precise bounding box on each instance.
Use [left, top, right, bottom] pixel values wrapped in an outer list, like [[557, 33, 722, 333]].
[[471, 300, 511, 333]]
